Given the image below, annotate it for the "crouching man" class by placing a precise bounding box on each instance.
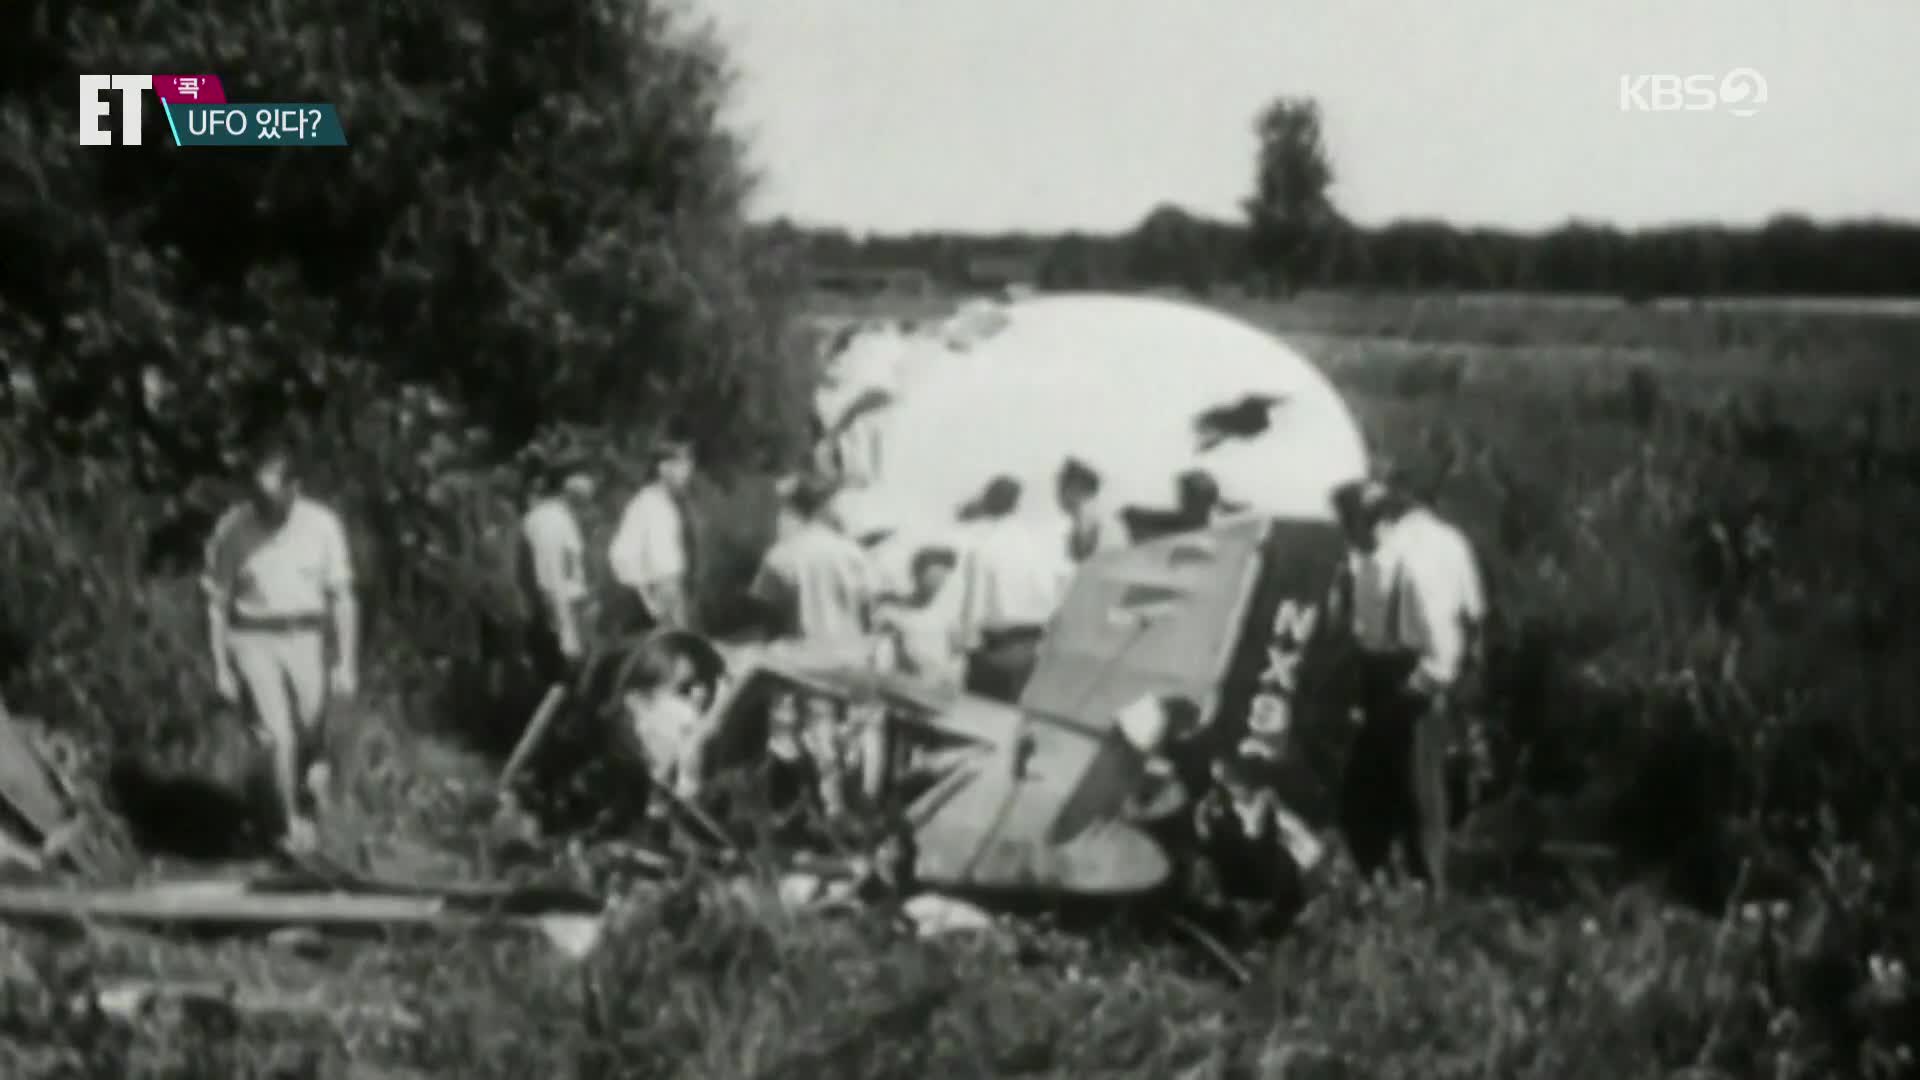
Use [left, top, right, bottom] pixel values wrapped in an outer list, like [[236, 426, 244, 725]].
[[615, 634, 720, 844], [202, 436, 359, 855], [1192, 746, 1327, 930]]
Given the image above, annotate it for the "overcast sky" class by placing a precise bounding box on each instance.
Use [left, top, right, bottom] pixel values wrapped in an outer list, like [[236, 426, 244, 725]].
[[689, 0, 1920, 234]]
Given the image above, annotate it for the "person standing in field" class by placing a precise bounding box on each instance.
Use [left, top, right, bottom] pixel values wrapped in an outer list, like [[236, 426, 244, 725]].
[[607, 438, 698, 634], [949, 476, 1073, 704], [1328, 478, 1467, 897], [1376, 478, 1487, 680], [515, 454, 595, 689], [872, 546, 961, 687], [201, 436, 359, 855], [1056, 457, 1124, 564], [748, 474, 880, 663], [1375, 475, 1493, 805]]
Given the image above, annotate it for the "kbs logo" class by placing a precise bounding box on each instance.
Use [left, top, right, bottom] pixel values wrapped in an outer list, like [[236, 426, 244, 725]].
[[1619, 68, 1768, 117], [79, 75, 228, 145]]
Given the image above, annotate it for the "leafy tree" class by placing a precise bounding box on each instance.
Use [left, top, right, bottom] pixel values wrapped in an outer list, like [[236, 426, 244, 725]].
[[1244, 96, 1337, 296], [0, 0, 808, 492], [0, 0, 819, 684], [1125, 204, 1245, 294]]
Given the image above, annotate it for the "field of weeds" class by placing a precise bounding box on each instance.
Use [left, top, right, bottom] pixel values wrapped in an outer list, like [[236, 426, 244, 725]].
[[6, 293, 1920, 1077]]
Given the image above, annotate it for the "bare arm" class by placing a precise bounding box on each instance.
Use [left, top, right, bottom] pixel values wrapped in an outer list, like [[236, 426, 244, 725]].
[[207, 604, 232, 679], [947, 548, 983, 653], [534, 516, 586, 655], [854, 549, 886, 635], [323, 511, 359, 681], [549, 594, 581, 655], [332, 594, 359, 674], [1397, 561, 1461, 692], [747, 554, 790, 638], [200, 511, 236, 685], [1457, 539, 1489, 671]]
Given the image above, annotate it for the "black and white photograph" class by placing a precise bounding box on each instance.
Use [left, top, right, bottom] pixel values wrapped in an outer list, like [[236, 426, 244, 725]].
[[5, 0, 1920, 1075]]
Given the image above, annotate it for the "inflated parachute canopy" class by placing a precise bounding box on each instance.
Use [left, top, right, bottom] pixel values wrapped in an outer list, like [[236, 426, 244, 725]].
[[846, 292, 1370, 551]]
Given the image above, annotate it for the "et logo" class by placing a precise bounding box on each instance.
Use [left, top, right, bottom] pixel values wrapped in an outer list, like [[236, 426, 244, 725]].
[[78, 74, 227, 145]]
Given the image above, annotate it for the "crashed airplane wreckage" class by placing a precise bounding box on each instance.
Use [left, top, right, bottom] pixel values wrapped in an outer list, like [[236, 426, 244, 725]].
[[562, 512, 1356, 909], [689, 293, 1368, 903]]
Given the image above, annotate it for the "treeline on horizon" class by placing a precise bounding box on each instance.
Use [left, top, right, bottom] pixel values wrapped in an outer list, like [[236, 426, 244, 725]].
[[761, 207, 1920, 299]]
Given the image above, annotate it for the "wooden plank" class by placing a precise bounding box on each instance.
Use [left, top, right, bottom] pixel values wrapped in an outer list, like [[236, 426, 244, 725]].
[[496, 683, 568, 792], [0, 883, 605, 949], [0, 885, 452, 924], [86, 976, 425, 1030], [261, 851, 604, 913]]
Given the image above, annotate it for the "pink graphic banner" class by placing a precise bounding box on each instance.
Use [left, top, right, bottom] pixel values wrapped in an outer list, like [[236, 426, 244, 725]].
[[151, 75, 228, 104]]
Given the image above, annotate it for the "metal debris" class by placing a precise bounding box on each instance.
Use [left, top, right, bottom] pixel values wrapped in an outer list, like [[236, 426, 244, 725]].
[[0, 702, 96, 875]]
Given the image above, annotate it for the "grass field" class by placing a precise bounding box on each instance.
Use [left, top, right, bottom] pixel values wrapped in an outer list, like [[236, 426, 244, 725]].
[[5, 290, 1920, 1077], [816, 288, 1920, 389]]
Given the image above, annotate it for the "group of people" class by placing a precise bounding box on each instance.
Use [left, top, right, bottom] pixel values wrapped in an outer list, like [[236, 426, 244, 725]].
[[199, 418, 1488, 907], [747, 453, 1173, 706]]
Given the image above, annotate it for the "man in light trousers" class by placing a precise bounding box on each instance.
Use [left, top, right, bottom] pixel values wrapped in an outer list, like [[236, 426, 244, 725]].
[[203, 437, 359, 855]]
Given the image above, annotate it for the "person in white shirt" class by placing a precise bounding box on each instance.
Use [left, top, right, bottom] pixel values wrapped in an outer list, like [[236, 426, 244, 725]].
[[202, 437, 358, 854], [949, 476, 1074, 704], [748, 475, 880, 663], [1327, 477, 1460, 896], [607, 439, 696, 634], [1056, 457, 1124, 564], [516, 456, 595, 688], [1377, 480, 1493, 804], [1381, 486, 1488, 681], [872, 546, 961, 687]]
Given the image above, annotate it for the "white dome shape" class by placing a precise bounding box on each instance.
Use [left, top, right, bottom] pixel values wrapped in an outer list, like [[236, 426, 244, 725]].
[[863, 293, 1370, 540]]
